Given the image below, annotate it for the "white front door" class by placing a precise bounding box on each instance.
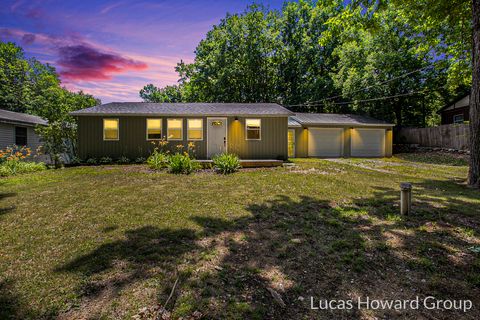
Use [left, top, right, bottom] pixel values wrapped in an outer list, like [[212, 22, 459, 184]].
[[207, 118, 227, 158]]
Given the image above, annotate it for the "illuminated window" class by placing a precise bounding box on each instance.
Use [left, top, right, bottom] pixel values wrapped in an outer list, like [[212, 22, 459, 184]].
[[146, 119, 162, 140], [103, 119, 119, 140], [167, 119, 183, 140], [187, 119, 203, 140], [246, 119, 261, 140]]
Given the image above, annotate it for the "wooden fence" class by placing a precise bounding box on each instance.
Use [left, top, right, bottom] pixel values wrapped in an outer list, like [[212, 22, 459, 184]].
[[395, 124, 470, 150]]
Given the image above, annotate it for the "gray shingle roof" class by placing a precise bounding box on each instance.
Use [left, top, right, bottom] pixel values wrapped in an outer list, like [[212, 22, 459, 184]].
[[288, 117, 302, 127], [70, 102, 293, 116], [0, 109, 47, 126], [290, 113, 394, 127]]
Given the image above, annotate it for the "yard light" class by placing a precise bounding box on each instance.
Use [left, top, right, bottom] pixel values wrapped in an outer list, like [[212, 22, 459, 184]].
[[400, 182, 412, 215]]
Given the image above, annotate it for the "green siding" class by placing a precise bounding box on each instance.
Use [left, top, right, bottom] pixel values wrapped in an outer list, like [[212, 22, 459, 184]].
[[77, 115, 288, 160], [226, 117, 288, 160]]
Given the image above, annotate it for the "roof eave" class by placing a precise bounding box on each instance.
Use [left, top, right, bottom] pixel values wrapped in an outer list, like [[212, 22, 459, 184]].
[[300, 122, 395, 127], [0, 118, 47, 126], [70, 113, 293, 117]]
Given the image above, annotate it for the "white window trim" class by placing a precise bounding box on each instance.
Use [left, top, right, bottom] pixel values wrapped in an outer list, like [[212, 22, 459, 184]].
[[187, 118, 204, 141], [146, 118, 163, 141], [245, 118, 261, 140], [167, 118, 184, 141], [103, 118, 119, 141]]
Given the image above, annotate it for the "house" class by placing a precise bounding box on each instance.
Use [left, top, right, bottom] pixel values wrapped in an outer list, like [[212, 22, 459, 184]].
[[71, 102, 292, 160], [438, 94, 470, 125], [0, 109, 47, 151], [288, 113, 394, 158], [71, 102, 393, 160]]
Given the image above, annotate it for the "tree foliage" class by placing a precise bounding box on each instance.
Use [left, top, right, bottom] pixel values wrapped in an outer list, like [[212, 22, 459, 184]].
[[141, 0, 471, 128], [139, 84, 183, 102], [0, 41, 99, 163]]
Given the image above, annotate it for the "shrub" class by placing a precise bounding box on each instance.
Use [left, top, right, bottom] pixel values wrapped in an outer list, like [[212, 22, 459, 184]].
[[117, 156, 130, 164], [0, 166, 9, 177], [86, 158, 97, 165], [212, 153, 241, 174], [135, 157, 146, 164], [70, 156, 82, 165], [99, 156, 113, 164], [167, 153, 200, 174], [0, 161, 46, 177], [147, 150, 169, 170]]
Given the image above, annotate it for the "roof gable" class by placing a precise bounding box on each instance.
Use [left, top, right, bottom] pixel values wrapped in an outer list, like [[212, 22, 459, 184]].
[[440, 95, 470, 113]]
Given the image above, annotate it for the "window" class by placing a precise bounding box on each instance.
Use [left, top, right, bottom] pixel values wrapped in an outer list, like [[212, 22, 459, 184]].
[[167, 119, 183, 140], [246, 119, 261, 140], [453, 114, 464, 124], [187, 119, 203, 140], [15, 126, 27, 146], [146, 119, 162, 140], [103, 119, 119, 140]]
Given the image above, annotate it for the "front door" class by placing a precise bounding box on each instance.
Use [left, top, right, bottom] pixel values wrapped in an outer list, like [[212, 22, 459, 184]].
[[288, 129, 295, 158], [207, 118, 227, 158]]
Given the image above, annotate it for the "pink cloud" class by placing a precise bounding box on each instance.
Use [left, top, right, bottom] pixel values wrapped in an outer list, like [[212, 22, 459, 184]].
[[57, 44, 148, 81]]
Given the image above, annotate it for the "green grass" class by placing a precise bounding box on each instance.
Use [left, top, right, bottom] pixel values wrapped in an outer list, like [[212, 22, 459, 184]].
[[0, 153, 479, 319]]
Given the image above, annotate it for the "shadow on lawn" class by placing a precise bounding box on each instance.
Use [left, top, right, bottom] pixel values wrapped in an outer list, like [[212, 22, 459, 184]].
[[0, 279, 36, 320], [54, 181, 480, 319], [0, 192, 16, 215]]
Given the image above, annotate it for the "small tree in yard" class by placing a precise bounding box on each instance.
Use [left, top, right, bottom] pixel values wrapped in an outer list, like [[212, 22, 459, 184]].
[[36, 121, 74, 168]]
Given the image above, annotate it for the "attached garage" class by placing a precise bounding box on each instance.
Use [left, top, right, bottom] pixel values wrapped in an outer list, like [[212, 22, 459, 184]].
[[308, 128, 343, 157], [288, 113, 394, 158], [351, 128, 385, 157]]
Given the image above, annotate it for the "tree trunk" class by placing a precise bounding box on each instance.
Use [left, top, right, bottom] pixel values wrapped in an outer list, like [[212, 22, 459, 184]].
[[468, 0, 480, 187]]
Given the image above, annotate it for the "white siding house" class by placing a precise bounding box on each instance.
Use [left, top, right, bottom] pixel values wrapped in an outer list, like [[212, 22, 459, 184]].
[[0, 109, 47, 154]]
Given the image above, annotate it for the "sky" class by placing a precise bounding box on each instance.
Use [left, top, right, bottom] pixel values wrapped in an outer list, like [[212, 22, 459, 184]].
[[0, 0, 285, 103]]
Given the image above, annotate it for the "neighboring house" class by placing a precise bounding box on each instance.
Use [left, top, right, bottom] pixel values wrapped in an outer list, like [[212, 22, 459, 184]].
[[0, 109, 47, 152], [288, 113, 394, 158], [71, 102, 393, 160], [438, 94, 470, 125]]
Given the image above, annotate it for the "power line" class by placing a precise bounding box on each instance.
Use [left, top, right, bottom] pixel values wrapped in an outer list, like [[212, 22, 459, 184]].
[[288, 89, 428, 108], [286, 64, 433, 108]]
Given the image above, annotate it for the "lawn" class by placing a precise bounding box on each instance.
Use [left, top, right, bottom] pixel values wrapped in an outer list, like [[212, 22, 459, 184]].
[[1, 154, 479, 319]]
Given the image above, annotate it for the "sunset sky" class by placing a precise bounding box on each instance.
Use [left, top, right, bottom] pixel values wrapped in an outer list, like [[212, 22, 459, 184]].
[[0, 0, 284, 103]]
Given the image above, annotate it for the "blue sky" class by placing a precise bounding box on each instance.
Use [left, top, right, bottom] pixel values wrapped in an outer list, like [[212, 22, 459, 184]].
[[0, 0, 286, 102]]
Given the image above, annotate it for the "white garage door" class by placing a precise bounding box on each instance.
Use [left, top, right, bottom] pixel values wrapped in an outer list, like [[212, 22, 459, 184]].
[[351, 128, 385, 157], [308, 128, 343, 157]]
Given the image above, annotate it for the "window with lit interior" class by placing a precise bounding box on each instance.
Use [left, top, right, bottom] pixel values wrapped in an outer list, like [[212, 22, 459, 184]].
[[103, 119, 119, 140], [187, 119, 203, 140], [167, 119, 183, 140], [146, 119, 162, 140], [246, 119, 261, 140]]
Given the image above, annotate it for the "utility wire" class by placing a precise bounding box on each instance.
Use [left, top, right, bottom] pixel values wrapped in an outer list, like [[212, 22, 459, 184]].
[[288, 89, 428, 108], [286, 64, 434, 108]]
